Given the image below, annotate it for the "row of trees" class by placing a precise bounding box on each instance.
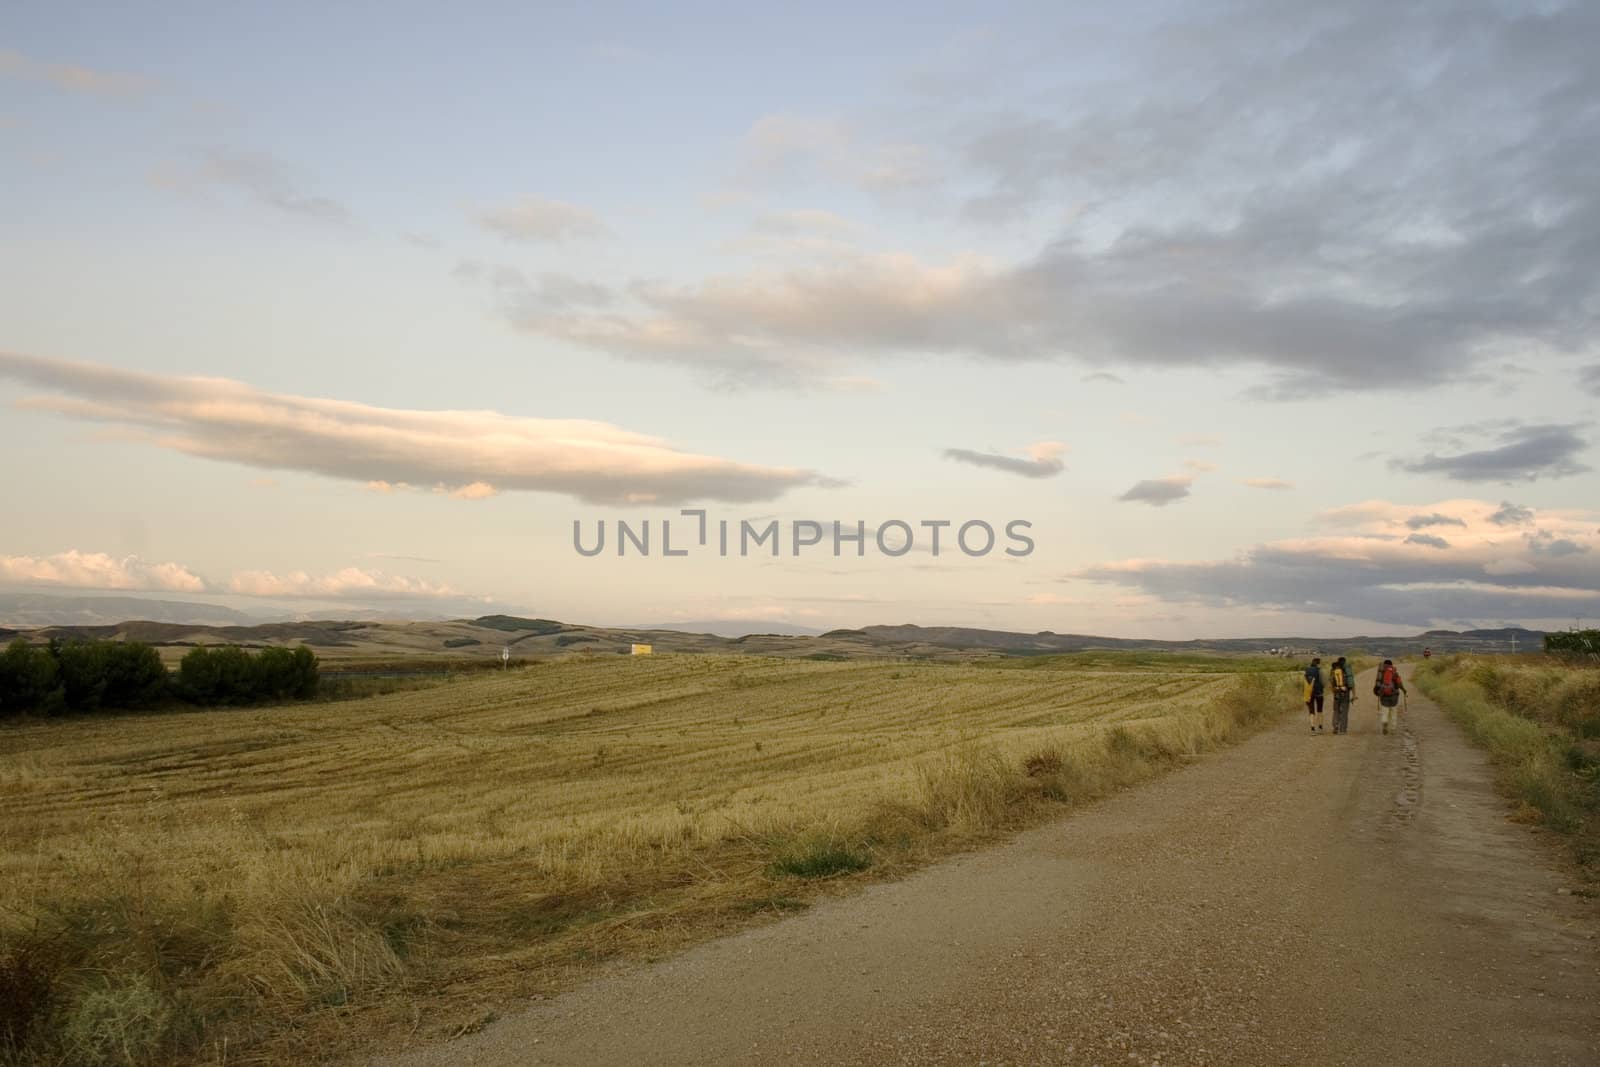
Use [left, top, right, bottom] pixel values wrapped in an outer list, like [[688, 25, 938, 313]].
[[1544, 630, 1600, 657], [0, 639, 320, 717]]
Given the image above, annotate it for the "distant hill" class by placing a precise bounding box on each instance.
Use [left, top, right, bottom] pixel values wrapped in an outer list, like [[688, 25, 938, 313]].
[[1, 607, 1545, 665], [625, 620, 827, 638], [857, 623, 1544, 656], [0, 593, 261, 628]]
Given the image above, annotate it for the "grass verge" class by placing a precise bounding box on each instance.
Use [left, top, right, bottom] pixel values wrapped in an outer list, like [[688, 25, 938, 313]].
[[1415, 655, 1599, 879]]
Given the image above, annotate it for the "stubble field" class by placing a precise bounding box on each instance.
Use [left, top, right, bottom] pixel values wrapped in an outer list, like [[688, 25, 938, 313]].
[[0, 653, 1294, 1065]]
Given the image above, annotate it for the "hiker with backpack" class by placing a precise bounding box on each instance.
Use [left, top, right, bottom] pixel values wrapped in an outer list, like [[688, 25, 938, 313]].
[[1329, 656, 1355, 734], [1303, 657, 1326, 733], [1373, 660, 1407, 734]]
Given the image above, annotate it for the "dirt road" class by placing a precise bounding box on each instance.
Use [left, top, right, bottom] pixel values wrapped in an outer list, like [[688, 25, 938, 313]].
[[374, 667, 1599, 1066]]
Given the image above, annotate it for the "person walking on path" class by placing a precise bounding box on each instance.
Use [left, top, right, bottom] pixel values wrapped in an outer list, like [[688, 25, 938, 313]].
[[1329, 656, 1355, 734], [1373, 659, 1407, 735], [1303, 657, 1326, 733]]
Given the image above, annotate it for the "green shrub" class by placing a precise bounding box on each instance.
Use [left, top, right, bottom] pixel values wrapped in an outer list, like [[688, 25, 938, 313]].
[[769, 838, 872, 878], [1, 639, 165, 715], [177, 645, 319, 705], [0, 639, 62, 716], [177, 645, 255, 705], [252, 646, 319, 701]]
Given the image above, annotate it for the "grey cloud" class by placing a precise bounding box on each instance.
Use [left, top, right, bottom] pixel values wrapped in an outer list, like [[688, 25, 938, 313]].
[[1079, 538, 1600, 628], [1489, 501, 1535, 526], [943, 446, 1066, 479], [1581, 365, 1600, 396], [1081, 371, 1125, 384], [1527, 530, 1590, 558], [455, 260, 615, 325], [1118, 476, 1192, 507], [195, 149, 352, 225], [1404, 533, 1450, 549], [516, 2, 1599, 391], [1392, 424, 1591, 483], [0, 351, 823, 506], [1405, 513, 1467, 530]]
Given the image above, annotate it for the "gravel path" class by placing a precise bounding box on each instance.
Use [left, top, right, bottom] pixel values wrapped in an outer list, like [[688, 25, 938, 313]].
[[373, 666, 1599, 1066]]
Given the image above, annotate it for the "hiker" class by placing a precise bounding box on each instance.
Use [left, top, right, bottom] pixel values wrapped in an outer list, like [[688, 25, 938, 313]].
[[1329, 656, 1355, 734], [1303, 657, 1326, 733], [1373, 659, 1407, 734]]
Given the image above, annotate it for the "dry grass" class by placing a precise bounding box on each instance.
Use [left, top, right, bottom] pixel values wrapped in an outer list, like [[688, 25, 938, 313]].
[[1415, 655, 1599, 875], [0, 654, 1295, 1065]]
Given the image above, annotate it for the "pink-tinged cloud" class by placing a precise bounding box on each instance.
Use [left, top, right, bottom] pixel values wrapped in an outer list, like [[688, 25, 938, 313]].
[[0, 550, 205, 593], [475, 196, 606, 243], [1243, 477, 1294, 490], [0, 352, 824, 505], [227, 567, 460, 599]]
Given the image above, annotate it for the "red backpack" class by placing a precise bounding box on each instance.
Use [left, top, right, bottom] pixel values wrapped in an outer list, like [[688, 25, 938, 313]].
[[1377, 665, 1399, 697]]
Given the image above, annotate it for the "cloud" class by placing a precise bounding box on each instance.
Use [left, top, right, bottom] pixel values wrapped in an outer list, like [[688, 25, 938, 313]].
[[1183, 458, 1217, 473], [505, 3, 1598, 391], [1023, 593, 1081, 606], [0, 351, 825, 505], [447, 481, 498, 501], [943, 440, 1066, 479], [402, 232, 442, 249], [1488, 501, 1535, 526], [1581, 365, 1600, 396], [1243, 478, 1294, 490], [475, 196, 606, 243], [722, 210, 867, 260], [1405, 513, 1467, 530], [1404, 533, 1451, 549], [1392, 424, 1591, 483], [1118, 475, 1192, 507], [0, 550, 204, 592], [455, 260, 619, 333], [737, 114, 936, 193], [1078, 498, 1600, 626], [1527, 530, 1590, 558], [0, 48, 154, 97], [227, 567, 458, 599], [158, 149, 352, 224], [1080, 371, 1125, 385]]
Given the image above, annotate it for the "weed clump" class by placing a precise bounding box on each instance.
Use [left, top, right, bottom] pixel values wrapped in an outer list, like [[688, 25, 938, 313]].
[[769, 838, 873, 879]]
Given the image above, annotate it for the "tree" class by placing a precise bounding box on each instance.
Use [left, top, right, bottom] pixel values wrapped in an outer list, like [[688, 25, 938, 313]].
[[0, 639, 62, 716]]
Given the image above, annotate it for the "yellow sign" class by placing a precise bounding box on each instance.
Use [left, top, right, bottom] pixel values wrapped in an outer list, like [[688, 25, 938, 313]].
[[631, 643, 653, 655]]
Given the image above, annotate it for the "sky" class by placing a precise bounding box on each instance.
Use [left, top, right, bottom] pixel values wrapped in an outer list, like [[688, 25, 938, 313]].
[[2, 0, 1598, 638]]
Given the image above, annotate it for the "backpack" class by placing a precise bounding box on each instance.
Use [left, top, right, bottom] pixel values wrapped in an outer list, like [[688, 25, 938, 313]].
[[1376, 666, 1398, 697]]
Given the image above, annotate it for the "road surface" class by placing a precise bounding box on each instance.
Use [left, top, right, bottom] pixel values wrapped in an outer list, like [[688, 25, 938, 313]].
[[374, 666, 1599, 1066]]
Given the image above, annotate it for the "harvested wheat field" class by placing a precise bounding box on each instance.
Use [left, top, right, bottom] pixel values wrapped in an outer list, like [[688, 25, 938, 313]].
[[0, 653, 1292, 1065]]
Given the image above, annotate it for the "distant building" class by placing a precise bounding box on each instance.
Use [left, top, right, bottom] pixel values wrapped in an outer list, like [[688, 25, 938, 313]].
[[631, 643, 653, 655]]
